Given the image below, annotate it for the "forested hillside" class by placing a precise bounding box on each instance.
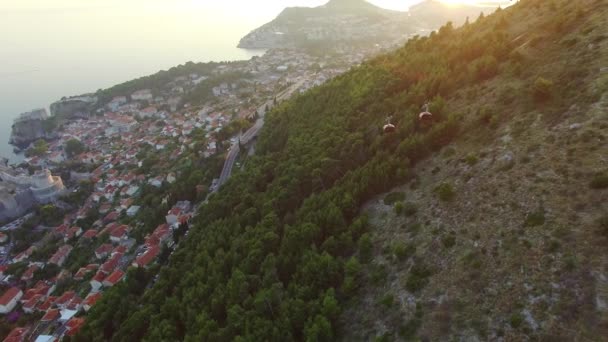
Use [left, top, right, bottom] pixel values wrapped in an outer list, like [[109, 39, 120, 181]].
[[76, 0, 608, 340]]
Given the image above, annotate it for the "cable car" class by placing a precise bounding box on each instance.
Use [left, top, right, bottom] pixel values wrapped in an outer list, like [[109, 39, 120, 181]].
[[383, 116, 396, 133], [418, 103, 433, 125]]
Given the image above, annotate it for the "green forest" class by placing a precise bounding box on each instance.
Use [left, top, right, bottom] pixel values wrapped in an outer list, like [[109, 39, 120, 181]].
[[75, 0, 606, 340]]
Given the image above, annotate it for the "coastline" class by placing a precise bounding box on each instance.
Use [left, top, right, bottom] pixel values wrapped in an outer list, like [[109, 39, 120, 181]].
[[0, 48, 267, 166]]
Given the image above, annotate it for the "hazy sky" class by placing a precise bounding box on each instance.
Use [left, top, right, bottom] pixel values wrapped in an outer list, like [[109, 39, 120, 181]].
[[0, 0, 510, 13]]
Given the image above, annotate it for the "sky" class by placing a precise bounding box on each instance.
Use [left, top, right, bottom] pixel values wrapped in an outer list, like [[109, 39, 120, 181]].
[[0, 0, 511, 13]]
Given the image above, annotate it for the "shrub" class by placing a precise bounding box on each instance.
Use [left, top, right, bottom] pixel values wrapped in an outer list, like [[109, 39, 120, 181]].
[[405, 262, 432, 292], [394, 201, 404, 215], [358, 233, 373, 263], [465, 154, 479, 166], [510, 313, 524, 328], [589, 172, 608, 189], [392, 242, 415, 261], [434, 183, 456, 202], [384, 192, 406, 205], [442, 235, 456, 249], [402, 202, 418, 217], [532, 77, 554, 102], [379, 293, 394, 308], [524, 207, 545, 227]]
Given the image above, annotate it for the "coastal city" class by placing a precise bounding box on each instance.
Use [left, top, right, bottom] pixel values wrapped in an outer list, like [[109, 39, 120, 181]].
[[0, 43, 401, 341]]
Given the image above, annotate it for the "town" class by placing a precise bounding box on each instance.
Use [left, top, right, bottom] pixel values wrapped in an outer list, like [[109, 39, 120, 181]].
[[0, 44, 400, 341]]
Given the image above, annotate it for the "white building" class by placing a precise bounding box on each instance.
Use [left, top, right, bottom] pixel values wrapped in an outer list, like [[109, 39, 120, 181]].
[[30, 169, 66, 203], [131, 89, 153, 101], [0, 287, 23, 314]]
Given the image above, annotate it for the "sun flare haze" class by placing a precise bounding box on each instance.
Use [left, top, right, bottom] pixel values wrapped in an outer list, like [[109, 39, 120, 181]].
[[1, 0, 603, 341]]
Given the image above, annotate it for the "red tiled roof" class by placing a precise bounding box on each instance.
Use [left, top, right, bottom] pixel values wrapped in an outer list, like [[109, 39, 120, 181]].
[[103, 269, 124, 286], [91, 271, 105, 283], [56, 291, 76, 306], [66, 317, 86, 336], [3, 327, 29, 342], [95, 244, 113, 257], [21, 265, 39, 281], [0, 287, 21, 306], [23, 294, 43, 310], [37, 296, 57, 312], [67, 296, 82, 310], [83, 229, 97, 239], [100, 253, 122, 274], [41, 308, 60, 322], [134, 246, 160, 267], [84, 292, 102, 307], [112, 245, 127, 255]]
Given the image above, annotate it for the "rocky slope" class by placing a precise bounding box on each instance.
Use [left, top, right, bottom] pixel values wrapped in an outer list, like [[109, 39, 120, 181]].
[[340, 0, 608, 340], [237, 0, 494, 49], [9, 109, 53, 147]]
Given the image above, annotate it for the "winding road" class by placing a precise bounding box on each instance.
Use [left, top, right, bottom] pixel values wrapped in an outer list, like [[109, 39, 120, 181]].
[[214, 81, 304, 191]]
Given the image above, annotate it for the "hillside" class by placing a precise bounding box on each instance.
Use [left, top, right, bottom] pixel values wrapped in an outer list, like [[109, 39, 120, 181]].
[[76, 0, 608, 340], [237, 0, 494, 49]]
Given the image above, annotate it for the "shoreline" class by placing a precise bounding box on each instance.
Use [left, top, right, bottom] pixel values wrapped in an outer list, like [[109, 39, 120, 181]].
[[1, 48, 268, 166]]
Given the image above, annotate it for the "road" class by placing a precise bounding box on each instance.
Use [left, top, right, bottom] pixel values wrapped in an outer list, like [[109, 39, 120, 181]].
[[214, 81, 304, 191]]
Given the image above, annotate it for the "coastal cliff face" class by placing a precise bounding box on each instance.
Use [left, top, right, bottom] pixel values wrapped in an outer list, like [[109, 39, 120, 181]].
[[9, 109, 52, 147], [50, 95, 97, 119], [237, 0, 494, 49]]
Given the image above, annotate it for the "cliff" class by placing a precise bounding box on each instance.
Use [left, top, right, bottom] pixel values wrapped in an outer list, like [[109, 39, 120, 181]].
[[9, 109, 53, 147], [50, 94, 97, 119]]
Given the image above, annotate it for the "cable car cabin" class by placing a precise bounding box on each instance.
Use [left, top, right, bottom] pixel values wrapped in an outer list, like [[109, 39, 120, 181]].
[[383, 123, 396, 133], [418, 102, 434, 128], [419, 111, 433, 122]]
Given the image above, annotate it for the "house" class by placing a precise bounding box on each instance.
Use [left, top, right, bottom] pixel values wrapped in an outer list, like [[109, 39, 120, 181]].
[[102, 269, 124, 287], [83, 292, 102, 311], [21, 264, 39, 282], [100, 253, 122, 274], [74, 264, 98, 281], [90, 271, 105, 292], [145, 223, 171, 247], [98, 203, 112, 214], [132, 246, 160, 268], [33, 335, 57, 342], [165, 207, 181, 225], [65, 317, 86, 336], [55, 291, 76, 310], [13, 246, 36, 263], [40, 309, 60, 322], [3, 327, 29, 342], [65, 227, 82, 242], [95, 244, 113, 260], [82, 229, 97, 240], [131, 89, 153, 101], [66, 296, 82, 311], [49, 245, 73, 266], [109, 225, 129, 243], [0, 232, 8, 243], [37, 296, 57, 312], [0, 287, 23, 314], [103, 211, 120, 224], [126, 205, 141, 217], [22, 294, 42, 313]]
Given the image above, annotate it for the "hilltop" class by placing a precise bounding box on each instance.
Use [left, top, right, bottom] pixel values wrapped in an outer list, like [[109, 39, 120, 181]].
[[237, 0, 494, 50], [76, 0, 608, 340]]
